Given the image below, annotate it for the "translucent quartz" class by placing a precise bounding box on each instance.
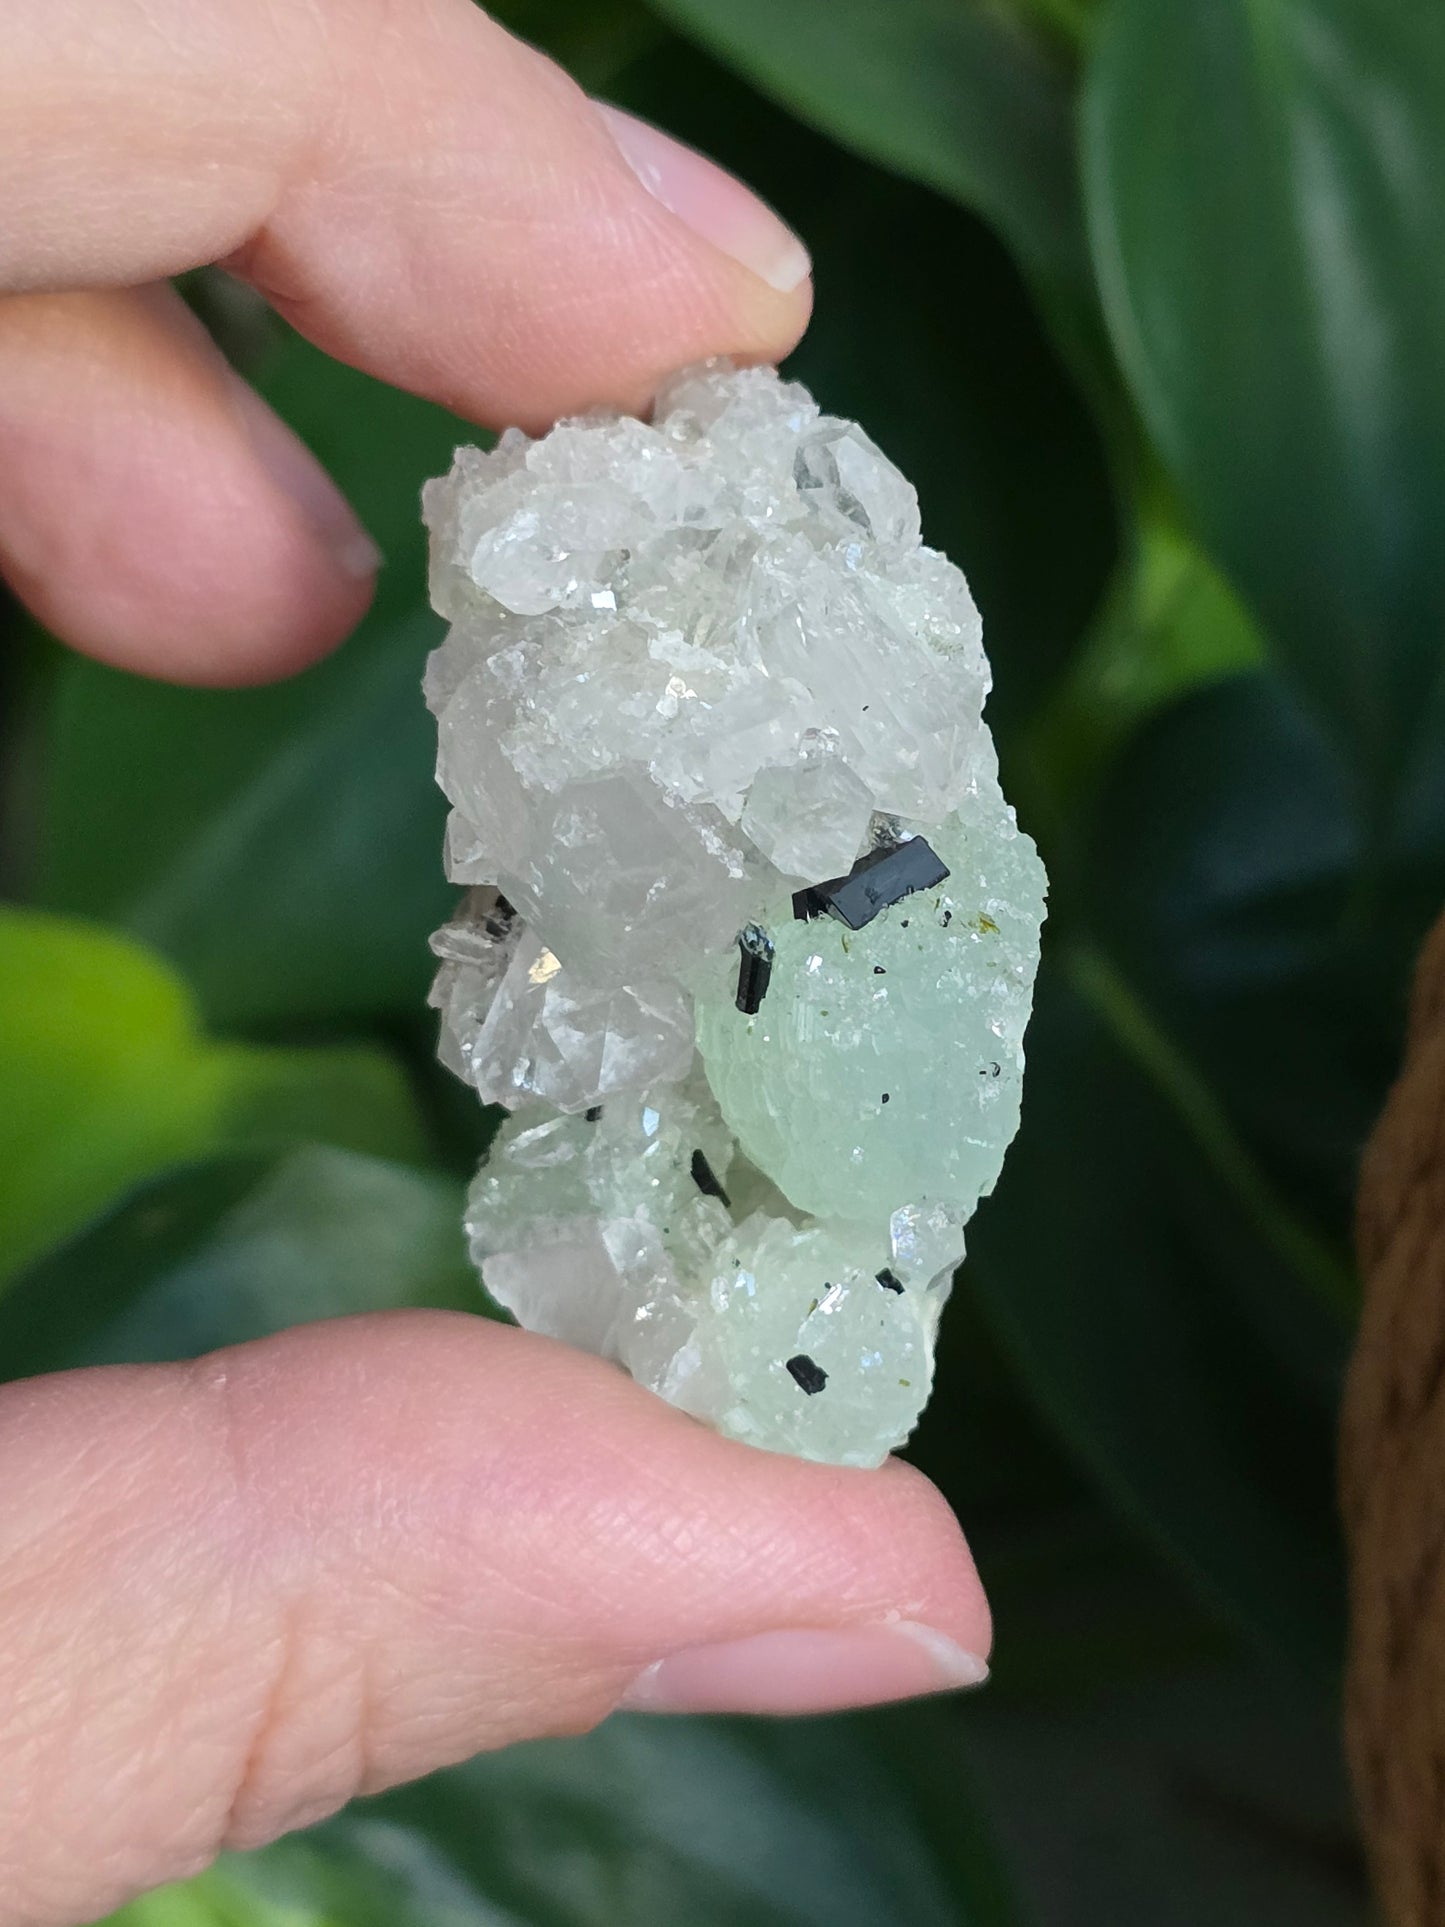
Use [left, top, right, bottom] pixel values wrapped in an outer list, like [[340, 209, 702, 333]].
[[738, 732, 875, 881], [434, 912, 694, 1115], [425, 362, 1046, 1467]]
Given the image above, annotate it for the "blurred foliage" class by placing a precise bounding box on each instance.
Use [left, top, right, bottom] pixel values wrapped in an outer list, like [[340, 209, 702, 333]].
[[4, 0, 1443, 1917], [0, 909, 428, 1283]]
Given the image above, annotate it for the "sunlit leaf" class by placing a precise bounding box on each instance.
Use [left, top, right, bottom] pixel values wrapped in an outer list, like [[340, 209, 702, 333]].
[[1085, 0, 1445, 808], [1029, 513, 1265, 807], [0, 910, 424, 1282], [0, 1146, 479, 1381], [643, 0, 1081, 291]]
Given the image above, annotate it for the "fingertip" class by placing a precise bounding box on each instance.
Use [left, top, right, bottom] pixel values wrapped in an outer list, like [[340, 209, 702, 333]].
[[594, 104, 811, 299], [876, 1454, 994, 1663], [0, 286, 377, 686], [237, 6, 814, 434], [542, 99, 816, 419], [224, 370, 384, 587], [619, 1620, 989, 1718]]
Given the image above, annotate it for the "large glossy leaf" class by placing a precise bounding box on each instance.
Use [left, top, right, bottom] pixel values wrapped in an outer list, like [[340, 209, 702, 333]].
[[103, 1876, 316, 1927], [963, 547, 1412, 1681], [1088, 670, 1445, 1237], [1028, 514, 1265, 813], [963, 1659, 1365, 1925], [969, 601, 1363, 1680], [643, 0, 1081, 290], [644, 0, 1105, 382], [0, 1147, 478, 1381], [964, 964, 1346, 1679], [37, 339, 465, 1029], [1084, 0, 1445, 805], [0, 910, 424, 1283], [493, 0, 664, 89], [105, 1713, 1014, 1927]]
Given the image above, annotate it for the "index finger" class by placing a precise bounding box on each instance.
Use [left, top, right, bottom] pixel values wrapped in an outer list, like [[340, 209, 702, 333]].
[[0, 0, 810, 681], [2, 0, 810, 427]]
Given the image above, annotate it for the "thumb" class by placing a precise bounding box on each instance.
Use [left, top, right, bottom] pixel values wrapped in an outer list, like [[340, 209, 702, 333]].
[[0, 1312, 988, 1927]]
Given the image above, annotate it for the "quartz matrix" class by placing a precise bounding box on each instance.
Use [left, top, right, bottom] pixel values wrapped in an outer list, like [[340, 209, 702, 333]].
[[424, 363, 1045, 1468]]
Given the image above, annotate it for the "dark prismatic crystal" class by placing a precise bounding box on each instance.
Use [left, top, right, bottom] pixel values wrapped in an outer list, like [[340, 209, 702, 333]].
[[791, 837, 951, 930], [690, 1148, 732, 1209], [735, 923, 776, 1014], [786, 1353, 829, 1395]]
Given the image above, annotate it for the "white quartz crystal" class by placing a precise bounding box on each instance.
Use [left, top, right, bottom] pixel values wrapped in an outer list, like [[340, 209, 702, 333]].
[[424, 362, 1045, 1468]]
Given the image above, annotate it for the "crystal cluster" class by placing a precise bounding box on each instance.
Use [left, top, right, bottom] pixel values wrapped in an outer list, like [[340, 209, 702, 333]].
[[423, 363, 1045, 1468]]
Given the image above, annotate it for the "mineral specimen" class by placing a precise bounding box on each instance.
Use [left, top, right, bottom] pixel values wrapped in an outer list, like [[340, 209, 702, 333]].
[[423, 362, 1046, 1468]]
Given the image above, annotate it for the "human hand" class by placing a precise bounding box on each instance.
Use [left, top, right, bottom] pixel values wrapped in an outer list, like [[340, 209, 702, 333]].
[[0, 6, 991, 1924]]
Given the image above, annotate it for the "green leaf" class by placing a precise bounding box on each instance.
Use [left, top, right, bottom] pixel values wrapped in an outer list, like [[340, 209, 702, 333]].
[[961, 1658, 1365, 1924], [0, 910, 425, 1283], [976, 1507, 1236, 1703], [37, 337, 466, 1029], [1083, 0, 1445, 807], [100, 1867, 326, 1927], [0, 1146, 478, 1381], [106, 1714, 1016, 1927], [1069, 944, 1355, 1325], [1029, 512, 1265, 807], [491, 0, 665, 89], [1085, 669, 1445, 1288], [1009, 0, 1102, 51], [642, 0, 1106, 380], [977, 653, 1445, 1684], [965, 964, 1346, 1679]]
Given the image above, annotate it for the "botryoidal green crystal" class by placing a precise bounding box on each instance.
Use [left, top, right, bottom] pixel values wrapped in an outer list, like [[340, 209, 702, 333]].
[[422, 363, 1046, 1467]]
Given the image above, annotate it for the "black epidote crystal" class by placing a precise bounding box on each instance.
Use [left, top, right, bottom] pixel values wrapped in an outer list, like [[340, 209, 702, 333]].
[[792, 836, 950, 930], [735, 922, 775, 1014], [690, 1148, 732, 1209], [786, 1353, 828, 1395]]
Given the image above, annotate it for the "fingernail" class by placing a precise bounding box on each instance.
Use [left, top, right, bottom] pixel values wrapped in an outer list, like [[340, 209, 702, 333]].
[[620, 1622, 988, 1717], [597, 103, 811, 295], [228, 374, 382, 580]]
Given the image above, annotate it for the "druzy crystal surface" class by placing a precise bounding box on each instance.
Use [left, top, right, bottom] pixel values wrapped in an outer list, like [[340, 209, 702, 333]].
[[423, 363, 1045, 1468]]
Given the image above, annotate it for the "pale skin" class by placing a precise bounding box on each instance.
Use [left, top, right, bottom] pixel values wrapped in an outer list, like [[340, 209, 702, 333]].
[[0, 4, 993, 1923]]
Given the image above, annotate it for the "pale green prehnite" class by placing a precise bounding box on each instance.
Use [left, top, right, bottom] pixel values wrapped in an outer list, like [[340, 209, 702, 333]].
[[466, 1076, 950, 1466], [423, 361, 1046, 1468], [693, 808, 1044, 1226]]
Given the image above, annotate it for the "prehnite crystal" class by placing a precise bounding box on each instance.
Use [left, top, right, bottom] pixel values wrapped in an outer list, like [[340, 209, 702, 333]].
[[423, 362, 1046, 1468]]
